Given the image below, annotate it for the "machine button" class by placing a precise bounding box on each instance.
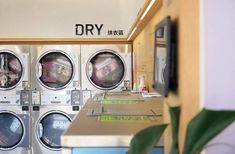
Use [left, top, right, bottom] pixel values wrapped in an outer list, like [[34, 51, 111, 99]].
[[33, 106, 40, 111], [22, 106, 29, 111], [72, 106, 80, 111]]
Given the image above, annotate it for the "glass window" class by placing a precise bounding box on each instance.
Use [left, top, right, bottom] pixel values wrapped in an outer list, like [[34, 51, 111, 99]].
[[87, 52, 125, 90], [0, 113, 23, 149], [38, 113, 71, 149], [38, 52, 73, 89], [0, 52, 23, 89]]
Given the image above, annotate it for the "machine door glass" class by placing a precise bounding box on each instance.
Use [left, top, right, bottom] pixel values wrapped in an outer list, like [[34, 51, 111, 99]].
[[0, 112, 24, 150], [87, 51, 125, 90], [38, 112, 71, 149], [0, 51, 23, 90], [38, 51, 74, 89]]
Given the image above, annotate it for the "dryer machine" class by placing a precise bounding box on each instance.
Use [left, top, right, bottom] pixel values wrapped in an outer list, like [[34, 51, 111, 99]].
[[30, 45, 81, 106], [30, 45, 81, 154], [80, 44, 132, 103], [0, 45, 30, 154], [0, 45, 30, 105]]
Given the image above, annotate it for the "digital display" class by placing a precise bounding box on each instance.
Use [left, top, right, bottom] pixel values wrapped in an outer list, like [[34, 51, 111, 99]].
[[153, 16, 171, 97], [156, 27, 164, 38]]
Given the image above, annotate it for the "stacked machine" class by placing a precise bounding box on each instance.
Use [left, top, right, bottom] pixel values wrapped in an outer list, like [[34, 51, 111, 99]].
[[30, 45, 81, 154], [0, 44, 132, 154], [0, 45, 31, 154]]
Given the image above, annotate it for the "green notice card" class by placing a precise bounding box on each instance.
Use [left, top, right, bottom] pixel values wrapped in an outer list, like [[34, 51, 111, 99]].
[[101, 100, 139, 104], [100, 115, 151, 122]]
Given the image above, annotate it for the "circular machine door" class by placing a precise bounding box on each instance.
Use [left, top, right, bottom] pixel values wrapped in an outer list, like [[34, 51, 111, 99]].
[[86, 50, 126, 90], [37, 112, 71, 150], [0, 51, 23, 90], [0, 112, 24, 150], [37, 51, 74, 90]]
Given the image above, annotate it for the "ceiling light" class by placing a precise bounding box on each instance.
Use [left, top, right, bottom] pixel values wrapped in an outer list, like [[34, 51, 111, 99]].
[[127, 27, 137, 40], [140, 0, 156, 20]]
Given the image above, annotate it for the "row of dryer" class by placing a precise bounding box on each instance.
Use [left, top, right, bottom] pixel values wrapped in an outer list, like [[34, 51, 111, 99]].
[[0, 44, 132, 154]]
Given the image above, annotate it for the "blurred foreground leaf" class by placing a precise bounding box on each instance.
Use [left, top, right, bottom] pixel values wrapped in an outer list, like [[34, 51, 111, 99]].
[[127, 124, 168, 154], [169, 106, 180, 154], [183, 109, 235, 154]]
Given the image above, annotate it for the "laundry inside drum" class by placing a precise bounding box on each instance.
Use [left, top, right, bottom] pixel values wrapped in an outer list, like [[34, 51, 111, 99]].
[[88, 52, 125, 89], [38, 52, 74, 89], [0, 51, 23, 89]]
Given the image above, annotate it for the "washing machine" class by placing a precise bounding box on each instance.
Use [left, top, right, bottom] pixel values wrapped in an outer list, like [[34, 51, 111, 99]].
[[0, 106, 30, 154], [80, 44, 132, 103], [0, 45, 30, 154], [30, 45, 81, 154], [31, 105, 78, 154]]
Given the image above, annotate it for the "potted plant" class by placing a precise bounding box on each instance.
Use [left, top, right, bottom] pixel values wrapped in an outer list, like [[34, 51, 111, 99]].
[[127, 106, 235, 154]]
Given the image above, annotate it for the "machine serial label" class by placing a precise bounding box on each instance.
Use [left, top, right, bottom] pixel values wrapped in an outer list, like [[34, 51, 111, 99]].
[[0, 101, 10, 104], [99, 115, 151, 122]]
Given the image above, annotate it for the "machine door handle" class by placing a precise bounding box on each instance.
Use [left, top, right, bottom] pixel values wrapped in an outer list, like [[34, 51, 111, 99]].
[[88, 62, 93, 77], [37, 63, 42, 77], [161, 63, 166, 84], [38, 123, 43, 138]]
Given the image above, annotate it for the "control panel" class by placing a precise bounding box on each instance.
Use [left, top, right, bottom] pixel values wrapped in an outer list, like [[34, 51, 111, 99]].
[[32, 90, 40, 105], [20, 90, 30, 105], [71, 90, 80, 105]]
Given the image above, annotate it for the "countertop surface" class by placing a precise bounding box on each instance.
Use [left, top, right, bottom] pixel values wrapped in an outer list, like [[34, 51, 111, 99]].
[[61, 92, 164, 147]]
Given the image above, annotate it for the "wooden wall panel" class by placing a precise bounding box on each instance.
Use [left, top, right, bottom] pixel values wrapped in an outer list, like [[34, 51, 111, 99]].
[[178, 0, 200, 152], [133, 0, 200, 153], [133, 0, 180, 153]]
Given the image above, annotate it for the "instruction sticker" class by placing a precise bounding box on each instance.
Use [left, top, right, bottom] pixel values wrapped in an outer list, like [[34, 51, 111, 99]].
[[99, 115, 151, 122]]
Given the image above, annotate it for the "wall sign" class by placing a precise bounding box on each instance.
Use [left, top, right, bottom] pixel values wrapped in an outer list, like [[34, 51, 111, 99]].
[[75, 24, 124, 37], [75, 24, 103, 36]]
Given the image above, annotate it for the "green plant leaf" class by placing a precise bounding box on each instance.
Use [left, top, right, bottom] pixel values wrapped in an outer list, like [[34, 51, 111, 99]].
[[183, 108, 235, 154], [169, 106, 180, 154], [127, 124, 168, 154]]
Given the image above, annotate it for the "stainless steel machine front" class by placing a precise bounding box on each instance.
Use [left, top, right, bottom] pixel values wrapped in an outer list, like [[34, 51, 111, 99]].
[[0, 45, 30, 154], [30, 45, 81, 154], [0, 106, 30, 154], [80, 44, 132, 103], [0, 45, 30, 105], [31, 105, 78, 154], [30, 45, 81, 106]]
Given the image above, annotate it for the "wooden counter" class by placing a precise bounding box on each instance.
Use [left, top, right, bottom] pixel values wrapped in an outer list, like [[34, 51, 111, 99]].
[[61, 92, 164, 149]]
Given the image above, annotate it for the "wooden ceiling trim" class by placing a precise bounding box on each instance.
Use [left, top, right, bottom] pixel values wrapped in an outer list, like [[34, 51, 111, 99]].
[[0, 38, 132, 44], [127, 0, 163, 41]]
